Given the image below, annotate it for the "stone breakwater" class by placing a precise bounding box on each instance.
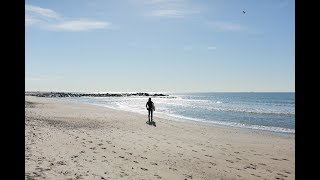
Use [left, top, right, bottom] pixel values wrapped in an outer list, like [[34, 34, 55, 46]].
[[25, 92, 169, 98]]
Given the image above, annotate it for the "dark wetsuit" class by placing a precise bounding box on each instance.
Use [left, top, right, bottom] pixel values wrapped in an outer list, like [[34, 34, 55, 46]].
[[146, 101, 154, 121]]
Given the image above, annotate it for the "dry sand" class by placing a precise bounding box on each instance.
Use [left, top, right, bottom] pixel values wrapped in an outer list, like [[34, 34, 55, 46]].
[[25, 96, 294, 180]]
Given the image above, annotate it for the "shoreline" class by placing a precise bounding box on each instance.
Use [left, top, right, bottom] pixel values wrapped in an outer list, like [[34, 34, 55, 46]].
[[49, 96, 295, 139], [25, 96, 295, 179]]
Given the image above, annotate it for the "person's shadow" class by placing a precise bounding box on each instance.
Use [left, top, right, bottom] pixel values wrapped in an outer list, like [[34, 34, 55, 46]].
[[146, 120, 156, 127]]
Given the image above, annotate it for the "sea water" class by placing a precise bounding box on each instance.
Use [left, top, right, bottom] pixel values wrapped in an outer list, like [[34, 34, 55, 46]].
[[62, 92, 295, 135]]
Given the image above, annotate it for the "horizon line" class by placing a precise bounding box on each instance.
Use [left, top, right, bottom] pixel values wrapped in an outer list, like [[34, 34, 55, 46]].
[[25, 90, 295, 94]]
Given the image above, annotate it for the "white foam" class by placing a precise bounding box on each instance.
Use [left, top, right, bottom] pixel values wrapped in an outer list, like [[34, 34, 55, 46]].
[[153, 112, 295, 134], [61, 96, 295, 134]]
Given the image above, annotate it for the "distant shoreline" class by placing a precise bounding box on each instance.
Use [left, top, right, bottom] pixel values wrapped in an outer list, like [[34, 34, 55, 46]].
[[25, 92, 169, 98]]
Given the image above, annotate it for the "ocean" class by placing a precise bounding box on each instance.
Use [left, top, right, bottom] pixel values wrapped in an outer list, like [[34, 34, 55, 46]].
[[61, 92, 295, 136]]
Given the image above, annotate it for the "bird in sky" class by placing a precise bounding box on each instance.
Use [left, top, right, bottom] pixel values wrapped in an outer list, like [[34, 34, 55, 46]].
[[243, 10, 246, 14]]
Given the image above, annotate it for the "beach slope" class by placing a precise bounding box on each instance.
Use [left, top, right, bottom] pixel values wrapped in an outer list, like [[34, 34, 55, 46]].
[[25, 96, 294, 179]]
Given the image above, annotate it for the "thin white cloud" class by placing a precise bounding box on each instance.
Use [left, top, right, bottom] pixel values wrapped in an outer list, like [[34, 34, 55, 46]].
[[25, 15, 39, 26], [25, 4, 111, 31], [149, 9, 185, 17], [207, 46, 217, 50], [25, 4, 60, 19], [142, 0, 199, 18], [51, 20, 111, 31], [207, 21, 248, 32]]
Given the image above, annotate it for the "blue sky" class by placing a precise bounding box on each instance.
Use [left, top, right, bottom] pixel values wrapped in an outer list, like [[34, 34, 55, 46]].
[[25, 0, 294, 93]]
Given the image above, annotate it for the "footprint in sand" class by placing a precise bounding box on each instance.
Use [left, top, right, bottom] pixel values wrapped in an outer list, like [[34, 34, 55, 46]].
[[226, 159, 234, 163], [205, 155, 213, 158], [169, 167, 177, 171], [141, 167, 148, 171], [151, 162, 158, 165], [277, 173, 288, 178], [183, 174, 192, 179], [56, 161, 66, 165], [61, 171, 71, 175], [251, 174, 261, 178], [120, 171, 129, 176], [141, 157, 147, 159], [271, 158, 281, 161], [133, 160, 139, 163], [283, 170, 291, 174], [192, 150, 198, 152], [244, 164, 257, 170], [154, 174, 162, 179]]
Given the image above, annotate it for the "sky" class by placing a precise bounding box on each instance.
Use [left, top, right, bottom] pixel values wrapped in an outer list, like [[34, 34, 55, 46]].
[[25, 0, 295, 93]]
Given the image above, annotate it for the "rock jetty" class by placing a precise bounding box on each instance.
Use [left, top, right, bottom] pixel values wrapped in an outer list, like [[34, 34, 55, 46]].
[[25, 92, 169, 98]]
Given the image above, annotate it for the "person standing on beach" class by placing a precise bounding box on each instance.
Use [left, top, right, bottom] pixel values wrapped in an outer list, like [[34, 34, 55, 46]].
[[146, 98, 155, 122]]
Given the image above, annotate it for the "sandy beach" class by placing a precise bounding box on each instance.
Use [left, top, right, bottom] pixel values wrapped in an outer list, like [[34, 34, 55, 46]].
[[25, 96, 294, 179]]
